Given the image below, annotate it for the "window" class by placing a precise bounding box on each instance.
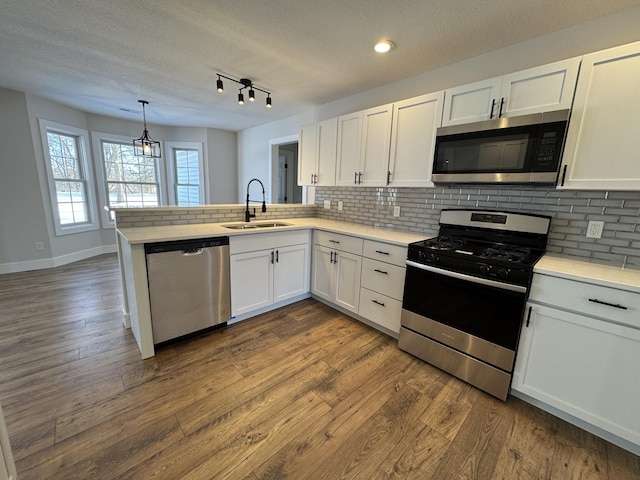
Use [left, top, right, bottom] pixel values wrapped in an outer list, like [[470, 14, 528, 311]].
[[101, 141, 160, 209], [39, 120, 97, 235], [166, 142, 205, 206], [174, 148, 201, 206]]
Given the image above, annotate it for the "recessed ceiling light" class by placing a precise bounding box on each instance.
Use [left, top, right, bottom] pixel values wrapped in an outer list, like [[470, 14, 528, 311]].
[[374, 40, 395, 53]]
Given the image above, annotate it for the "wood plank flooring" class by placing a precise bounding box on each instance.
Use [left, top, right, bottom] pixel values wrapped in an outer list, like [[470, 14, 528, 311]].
[[0, 254, 638, 479]]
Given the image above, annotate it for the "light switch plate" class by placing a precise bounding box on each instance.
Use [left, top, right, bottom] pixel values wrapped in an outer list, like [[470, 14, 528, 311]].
[[586, 220, 604, 239], [393, 206, 401, 217], [338, 201, 343, 211], [324, 200, 331, 210]]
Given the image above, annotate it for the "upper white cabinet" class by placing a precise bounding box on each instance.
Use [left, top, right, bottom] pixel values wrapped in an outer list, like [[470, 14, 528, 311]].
[[388, 91, 444, 187], [442, 58, 580, 126], [559, 41, 640, 190], [298, 118, 337, 186], [336, 104, 393, 186]]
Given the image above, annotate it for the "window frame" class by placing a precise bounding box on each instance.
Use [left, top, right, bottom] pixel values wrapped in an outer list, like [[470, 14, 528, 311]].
[[39, 119, 99, 235], [165, 141, 206, 206], [92, 132, 165, 227]]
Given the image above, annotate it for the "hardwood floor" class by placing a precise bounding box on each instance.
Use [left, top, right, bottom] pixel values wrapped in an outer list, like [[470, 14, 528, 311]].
[[0, 254, 638, 479]]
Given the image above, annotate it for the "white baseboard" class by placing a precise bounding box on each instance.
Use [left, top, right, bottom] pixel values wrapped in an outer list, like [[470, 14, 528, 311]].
[[0, 244, 117, 274]]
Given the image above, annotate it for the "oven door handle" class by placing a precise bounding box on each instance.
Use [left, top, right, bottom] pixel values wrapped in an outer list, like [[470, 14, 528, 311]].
[[405, 260, 528, 294]]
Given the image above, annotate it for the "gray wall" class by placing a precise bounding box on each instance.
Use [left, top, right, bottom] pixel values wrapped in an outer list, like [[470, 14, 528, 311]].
[[0, 88, 238, 272]]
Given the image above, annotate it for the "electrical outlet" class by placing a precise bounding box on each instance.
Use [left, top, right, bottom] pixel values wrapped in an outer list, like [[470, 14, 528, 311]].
[[586, 221, 604, 239], [323, 200, 331, 210], [338, 201, 343, 211], [35, 242, 44, 251], [393, 206, 401, 217]]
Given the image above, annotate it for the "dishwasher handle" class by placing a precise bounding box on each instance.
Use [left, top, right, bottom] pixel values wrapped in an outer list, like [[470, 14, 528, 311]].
[[182, 248, 204, 256]]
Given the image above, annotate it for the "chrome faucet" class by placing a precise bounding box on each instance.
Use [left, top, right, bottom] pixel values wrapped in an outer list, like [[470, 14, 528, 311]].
[[245, 178, 266, 222]]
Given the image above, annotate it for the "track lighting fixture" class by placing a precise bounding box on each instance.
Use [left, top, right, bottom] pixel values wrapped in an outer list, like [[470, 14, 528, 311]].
[[216, 74, 272, 108], [132, 100, 161, 158]]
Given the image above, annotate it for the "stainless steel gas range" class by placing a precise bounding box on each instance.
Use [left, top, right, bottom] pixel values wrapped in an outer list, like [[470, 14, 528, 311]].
[[398, 209, 551, 400]]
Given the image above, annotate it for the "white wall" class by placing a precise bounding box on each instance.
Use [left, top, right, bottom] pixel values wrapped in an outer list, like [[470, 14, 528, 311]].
[[237, 7, 640, 184], [237, 111, 313, 203]]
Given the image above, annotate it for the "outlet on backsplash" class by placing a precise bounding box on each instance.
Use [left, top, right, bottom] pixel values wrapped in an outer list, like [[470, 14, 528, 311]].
[[338, 201, 343, 211], [586, 221, 604, 239], [323, 200, 331, 210]]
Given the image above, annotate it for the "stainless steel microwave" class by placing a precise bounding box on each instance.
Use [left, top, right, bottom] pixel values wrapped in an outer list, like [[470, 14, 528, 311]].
[[432, 109, 570, 184]]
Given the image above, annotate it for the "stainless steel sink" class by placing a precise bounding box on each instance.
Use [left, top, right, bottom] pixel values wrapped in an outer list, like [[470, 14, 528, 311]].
[[222, 222, 290, 230]]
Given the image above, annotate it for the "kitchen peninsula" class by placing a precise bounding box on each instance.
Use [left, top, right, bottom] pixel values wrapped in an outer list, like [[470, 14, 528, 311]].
[[115, 212, 428, 359]]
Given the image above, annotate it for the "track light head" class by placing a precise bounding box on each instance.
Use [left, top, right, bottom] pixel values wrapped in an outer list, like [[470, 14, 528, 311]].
[[216, 77, 224, 92], [216, 73, 272, 108], [238, 91, 244, 105], [266, 95, 272, 108], [249, 88, 255, 102]]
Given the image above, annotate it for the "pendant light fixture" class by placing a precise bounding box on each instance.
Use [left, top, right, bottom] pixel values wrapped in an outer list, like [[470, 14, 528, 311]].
[[216, 74, 272, 108], [133, 100, 161, 158]]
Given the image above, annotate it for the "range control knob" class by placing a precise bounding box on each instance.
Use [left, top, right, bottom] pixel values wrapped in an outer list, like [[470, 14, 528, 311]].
[[497, 268, 509, 279], [428, 253, 440, 263], [479, 265, 491, 275]]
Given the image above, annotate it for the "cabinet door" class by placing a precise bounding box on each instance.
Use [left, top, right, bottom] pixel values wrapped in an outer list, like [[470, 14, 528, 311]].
[[359, 104, 392, 186], [298, 122, 317, 186], [333, 250, 362, 313], [273, 243, 310, 303], [311, 245, 334, 302], [512, 303, 640, 447], [500, 57, 579, 118], [230, 249, 273, 316], [335, 112, 363, 186], [388, 92, 444, 187], [442, 77, 501, 126], [560, 42, 640, 190], [316, 118, 337, 186]]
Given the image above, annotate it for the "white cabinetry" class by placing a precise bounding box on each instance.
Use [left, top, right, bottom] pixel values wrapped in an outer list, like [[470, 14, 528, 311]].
[[230, 231, 310, 317], [311, 230, 363, 313], [559, 41, 640, 190], [388, 92, 444, 187], [298, 118, 337, 186], [442, 58, 580, 126], [336, 104, 393, 186], [358, 240, 408, 334], [512, 273, 640, 452]]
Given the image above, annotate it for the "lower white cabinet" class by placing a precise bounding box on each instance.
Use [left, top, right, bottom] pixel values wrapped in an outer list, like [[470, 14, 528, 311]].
[[230, 231, 310, 317], [311, 231, 364, 314], [512, 274, 640, 450], [357, 240, 408, 334]]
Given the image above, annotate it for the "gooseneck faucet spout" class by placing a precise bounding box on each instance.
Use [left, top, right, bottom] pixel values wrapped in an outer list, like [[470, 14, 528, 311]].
[[245, 178, 267, 222]]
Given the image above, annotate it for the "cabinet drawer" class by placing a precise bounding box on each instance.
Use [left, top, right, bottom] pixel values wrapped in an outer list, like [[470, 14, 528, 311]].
[[360, 257, 406, 300], [362, 240, 407, 267], [313, 230, 363, 255], [230, 230, 310, 254], [358, 287, 402, 334], [530, 274, 640, 329]]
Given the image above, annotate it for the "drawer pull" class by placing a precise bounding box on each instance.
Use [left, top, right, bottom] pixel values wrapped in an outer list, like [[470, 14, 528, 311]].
[[375, 250, 390, 255], [374, 269, 388, 275], [372, 299, 386, 307], [329, 239, 340, 244], [588, 298, 628, 310], [526, 306, 532, 327]]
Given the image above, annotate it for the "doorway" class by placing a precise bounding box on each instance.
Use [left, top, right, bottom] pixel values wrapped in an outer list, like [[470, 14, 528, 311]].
[[270, 136, 303, 204]]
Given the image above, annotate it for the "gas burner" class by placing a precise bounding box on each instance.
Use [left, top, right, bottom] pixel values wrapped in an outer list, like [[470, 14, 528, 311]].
[[424, 236, 465, 251], [481, 246, 530, 263]]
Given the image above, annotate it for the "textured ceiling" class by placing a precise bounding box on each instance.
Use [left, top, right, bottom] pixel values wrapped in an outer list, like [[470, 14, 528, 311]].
[[1, 0, 639, 131]]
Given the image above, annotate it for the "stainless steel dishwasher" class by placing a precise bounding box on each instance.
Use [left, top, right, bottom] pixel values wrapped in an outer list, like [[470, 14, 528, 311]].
[[145, 236, 231, 345]]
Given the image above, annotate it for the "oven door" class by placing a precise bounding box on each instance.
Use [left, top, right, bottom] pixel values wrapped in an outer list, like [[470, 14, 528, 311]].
[[401, 261, 527, 371]]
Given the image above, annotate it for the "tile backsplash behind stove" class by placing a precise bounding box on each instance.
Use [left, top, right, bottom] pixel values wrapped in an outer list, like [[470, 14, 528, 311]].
[[315, 186, 640, 268]]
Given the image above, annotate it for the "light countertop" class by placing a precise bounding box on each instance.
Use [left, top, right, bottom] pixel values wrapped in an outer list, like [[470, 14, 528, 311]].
[[117, 217, 430, 247], [535, 254, 640, 293]]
